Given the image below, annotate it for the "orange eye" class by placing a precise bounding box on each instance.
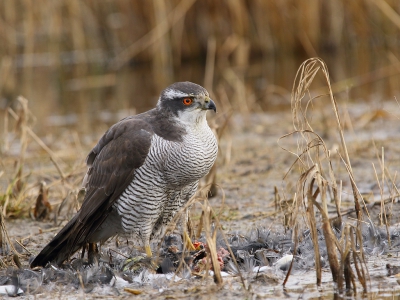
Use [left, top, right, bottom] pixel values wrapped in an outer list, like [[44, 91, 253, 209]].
[[182, 98, 193, 105]]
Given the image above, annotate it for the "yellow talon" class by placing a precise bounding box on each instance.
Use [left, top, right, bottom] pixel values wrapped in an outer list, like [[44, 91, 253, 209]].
[[145, 245, 152, 257], [183, 231, 195, 251]]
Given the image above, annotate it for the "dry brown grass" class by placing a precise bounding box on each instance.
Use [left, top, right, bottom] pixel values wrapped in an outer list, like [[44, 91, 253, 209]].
[[1, 0, 400, 125], [0, 95, 88, 220], [1, 1, 400, 292], [277, 57, 392, 295]]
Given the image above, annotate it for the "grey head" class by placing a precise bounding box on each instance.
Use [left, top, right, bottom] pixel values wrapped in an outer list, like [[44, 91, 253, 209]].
[[157, 82, 216, 122]]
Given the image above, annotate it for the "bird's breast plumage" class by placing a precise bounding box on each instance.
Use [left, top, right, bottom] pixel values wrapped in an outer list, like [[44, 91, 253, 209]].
[[114, 119, 217, 239], [163, 122, 218, 188]]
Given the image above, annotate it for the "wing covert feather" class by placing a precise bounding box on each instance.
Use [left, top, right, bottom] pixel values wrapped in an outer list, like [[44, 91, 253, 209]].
[[70, 118, 153, 247]]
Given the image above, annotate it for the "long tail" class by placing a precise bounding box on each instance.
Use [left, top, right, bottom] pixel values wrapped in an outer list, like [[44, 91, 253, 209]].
[[30, 214, 83, 268]]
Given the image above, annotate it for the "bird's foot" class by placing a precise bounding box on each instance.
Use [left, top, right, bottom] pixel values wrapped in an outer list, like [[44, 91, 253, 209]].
[[122, 255, 159, 271], [145, 244, 152, 257], [87, 242, 100, 266]]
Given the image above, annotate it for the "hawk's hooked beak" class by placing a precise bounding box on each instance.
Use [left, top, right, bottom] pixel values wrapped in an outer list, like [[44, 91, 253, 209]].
[[203, 98, 217, 113]]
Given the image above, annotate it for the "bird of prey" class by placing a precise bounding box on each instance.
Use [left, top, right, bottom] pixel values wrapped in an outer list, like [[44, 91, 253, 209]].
[[30, 82, 218, 268]]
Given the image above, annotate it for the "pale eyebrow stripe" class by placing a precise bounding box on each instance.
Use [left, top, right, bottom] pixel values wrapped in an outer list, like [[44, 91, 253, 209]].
[[164, 89, 187, 99]]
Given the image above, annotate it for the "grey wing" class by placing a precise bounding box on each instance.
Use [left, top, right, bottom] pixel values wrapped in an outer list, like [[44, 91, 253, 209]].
[[68, 118, 154, 250]]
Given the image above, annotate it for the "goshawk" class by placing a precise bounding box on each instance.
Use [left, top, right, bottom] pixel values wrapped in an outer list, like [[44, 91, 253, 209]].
[[31, 81, 218, 267]]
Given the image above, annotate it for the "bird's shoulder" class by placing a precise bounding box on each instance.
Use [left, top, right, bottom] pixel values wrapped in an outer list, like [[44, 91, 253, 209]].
[[77, 113, 157, 226], [86, 113, 156, 166], [82, 108, 185, 193]]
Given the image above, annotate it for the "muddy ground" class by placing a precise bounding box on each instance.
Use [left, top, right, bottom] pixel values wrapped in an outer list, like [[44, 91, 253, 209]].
[[2, 100, 400, 299]]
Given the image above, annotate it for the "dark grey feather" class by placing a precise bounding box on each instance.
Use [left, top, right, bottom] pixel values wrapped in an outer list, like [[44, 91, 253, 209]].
[[31, 113, 159, 267]]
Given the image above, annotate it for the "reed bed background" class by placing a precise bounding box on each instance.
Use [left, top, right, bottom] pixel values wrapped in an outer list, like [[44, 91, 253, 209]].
[[1, 1, 400, 297], [0, 0, 400, 134]]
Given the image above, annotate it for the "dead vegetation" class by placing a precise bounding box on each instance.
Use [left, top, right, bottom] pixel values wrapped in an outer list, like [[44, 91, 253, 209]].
[[1, 0, 400, 133], [0, 0, 400, 297], [277, 58, 400, 297], [0, 55, 400, 299], [0, 96, 84, 220]]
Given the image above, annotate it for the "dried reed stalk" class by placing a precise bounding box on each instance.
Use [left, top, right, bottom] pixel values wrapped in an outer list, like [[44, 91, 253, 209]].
[[371, 147, 392, 247], [111, 0, 197, 69], [0, 206, 21, 261], [341, 225, 356, 296], [315, 164, 343, 291], [306, 177, 321, 285], [202, 202, 223, 285], [282, 223, 298, 287], [281, 57, 372, 293], [372, 0, 400, 30], [350, 226, 368, 292]]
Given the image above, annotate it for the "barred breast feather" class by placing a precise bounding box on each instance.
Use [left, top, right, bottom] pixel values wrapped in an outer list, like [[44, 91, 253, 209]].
[[115, 120, 218, 242]]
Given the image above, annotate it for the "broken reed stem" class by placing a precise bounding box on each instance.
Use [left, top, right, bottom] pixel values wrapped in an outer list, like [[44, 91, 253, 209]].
[[202, 201, 223, 285], [315, 164, 343, 292], [14, 239, 32, 255], [0, 206, 21, 259], [282, 224, 298, 287], [380, 148, 391, 246], [15, 97, 29, 194], [372, 140, 399, 231], [341, 225, 356, 296], [306, 178, 321, 286], [2, 178, 16, 217], [336, 151, 371, 220], [209, 203, 248, 290], [196, 210, 204, 239], [327, 151, 342, 225], [350, 226, 368, 292], [50, 156, 66, 181]]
